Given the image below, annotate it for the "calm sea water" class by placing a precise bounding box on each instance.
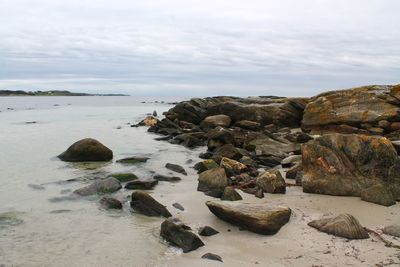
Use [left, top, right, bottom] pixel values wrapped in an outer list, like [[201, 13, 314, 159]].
[[0, 96, 204, 266]]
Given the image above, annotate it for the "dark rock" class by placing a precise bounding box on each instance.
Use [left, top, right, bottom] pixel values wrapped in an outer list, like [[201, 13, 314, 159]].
[[360, 184, 396, 206], [199, 151, 213, 159], [165, 163, 187, 175], [308, 214, 369, 240], [194, 159, 219, 174], [197, 168, 229, 197], [383, 224, 400, 238], [172, 202, 185, 211], [153, 174, 181, 182], [198, 226, 219, 236], [100, 197, 123, 209], [108, 173, 138, 182], [212, 144, 243, 163], [284, 132, 313, 143], [234, 120, 261, 131], [221, 187, 242, 201], [153, 110, 158, 116], [207, 127, 235, 150], [116, 156, 149, 164], [286, 163, 302, 179], [206, 201, 291, 235], [125, 180, 158, 190], [201, 253, 223, 262], [73, 177, 121, 196], [58, 138, 113, 162], [281, 155, 302, 168], [130, 191, 171, 217], [173, 132, 205, 148], [256, 170, 286, 194], [160, 218, 205, 253], [255, 188, 264, 198]]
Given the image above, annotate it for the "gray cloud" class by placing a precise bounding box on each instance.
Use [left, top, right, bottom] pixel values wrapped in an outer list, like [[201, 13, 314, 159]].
[[0, 0, 399, 96]]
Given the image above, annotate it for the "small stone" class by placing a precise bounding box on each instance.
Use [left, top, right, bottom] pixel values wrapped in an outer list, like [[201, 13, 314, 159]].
[[198, 226, 219, 236], [100, 197, 122, 209], [153, 174, 181, 182], [165, 163, 187, 175], [172, 202, 185, 211], [201, 253, 223, 262], [116, 157, 149, 164]]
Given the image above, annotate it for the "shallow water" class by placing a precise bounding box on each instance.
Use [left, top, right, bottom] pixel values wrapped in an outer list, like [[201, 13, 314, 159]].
[[0, 96, 201, 266]]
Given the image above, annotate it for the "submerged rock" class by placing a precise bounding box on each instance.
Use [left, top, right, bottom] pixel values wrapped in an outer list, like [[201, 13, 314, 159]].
[[383, 224, 400, 238], [201, 253, 223, 262], [308, 214, 369, 240], [165, 163, 187, 175], [153, 174, 181, 182], [58, 138, 113, 162], [108, 173, 138, 182], [125, 180, 158, 190], [198, 226, 219, 236], [206, 201, 291, 235], [160, 218, 205, 253], [73, 177, 121, 196], [197, 168, 229, 197], [130, 191, 171, 217], [100, 197, 123, 209], [256, 169, 286, 194], [116, 156, 149, 164]]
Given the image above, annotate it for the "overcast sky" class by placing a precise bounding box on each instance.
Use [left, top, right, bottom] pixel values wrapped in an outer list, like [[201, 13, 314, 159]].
[[0, 0, 399, 96]]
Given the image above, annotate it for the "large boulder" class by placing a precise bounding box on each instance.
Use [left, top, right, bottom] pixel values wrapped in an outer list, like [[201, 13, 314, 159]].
[[200, 114, 231, 129], [220, 157, 247, 175], [302, 85, 400, 134], [302, 133, 400, 205], [130, 191, 171, 217], [197, 168, 229, 197], [206, 201, 291, 235], [73, 177, 121, 196], [58, 138, 113, 162], [256, 169, 286, 194], [308, 214, 369, 240], [160, 218, 205, 253]]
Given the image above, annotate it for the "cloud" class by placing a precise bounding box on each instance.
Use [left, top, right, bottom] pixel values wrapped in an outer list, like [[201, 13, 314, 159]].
[[0, 0, 399, 96]]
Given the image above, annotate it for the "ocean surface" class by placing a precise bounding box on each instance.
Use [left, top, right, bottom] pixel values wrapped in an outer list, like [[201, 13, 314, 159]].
[[0, 96, 205, 266]]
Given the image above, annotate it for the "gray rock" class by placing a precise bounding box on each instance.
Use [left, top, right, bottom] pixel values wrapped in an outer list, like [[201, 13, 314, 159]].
[[130, 191, 171, 217], [221, 187, 242, 201], [383, 224, 400, 237], [58, 138, 113, 162], [100, 197, 122, 209], [73, 177, 122, 196], [172, 202, 185, 211], [165, 163, 187, 175], [125, 180, 158, 190]]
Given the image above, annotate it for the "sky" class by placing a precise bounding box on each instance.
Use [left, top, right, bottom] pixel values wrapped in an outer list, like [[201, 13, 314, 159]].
[[0, 0, 399, 96]]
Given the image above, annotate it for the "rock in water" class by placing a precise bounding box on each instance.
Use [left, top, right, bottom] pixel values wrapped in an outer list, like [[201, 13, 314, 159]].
[[172, 202, 185, 211], [138, 116, 159, 126], [256, 169, 286, 194], [197, 168, 229, 197], [194, 159, 219, 174], [206, 201, 291, 235], [58, 138, 113, 162], [108, 173, 138, 182], [160, 218, 205, 253], [100, 197, 122, 209], [383, 224, 400, 238], [221, 187, 242, 201], [302, 133, 400, 205], [165, 163, 187, 175], [198, 226, 219, 236], [116, 156, 149, 164], [73, 177, 122, 196], [308, 214, 369, 240], [125, 180, 158, 190], [201, 253, 223, 262], [153, 174, 181, 182], [130, 191, 171, 217]]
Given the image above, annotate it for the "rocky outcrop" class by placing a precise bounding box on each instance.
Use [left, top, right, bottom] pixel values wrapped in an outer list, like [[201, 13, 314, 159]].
[[256, 170, 286, 194], [308, 214, 369, 240], [73, 177, 121, 196], [58, 138, 113, 162], [160, 218, 204, 253], [206, 201, 291, 235], [302, 134, 400, 205], [130, 191, 171, 217]]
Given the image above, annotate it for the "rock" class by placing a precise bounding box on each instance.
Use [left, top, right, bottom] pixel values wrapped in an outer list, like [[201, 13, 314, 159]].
[[130, 191, 171, 217], [308, 214, 369, 240], [0, 212, 24, 227], [234, 120, 261, 131], [281, 155, 302, 168], [165, 163, 187, 175], [58, 138, 113, 162], [212, 144, 243, 163], [73, 177, 122, 196], [197, 168, 229, 197], [255, 188, 264, 198], [391, 140, 400, 154], [194, 159, 219, 174], [160, 218, 205, 253], [173, 132, 205, 148], [201, 114, 231, 129], [221, 187, 243, 201], [172, 202, 185, 211], [116, 156, 149, 164], [100, 197, 122, 209], [302, 133, 400, 204], [284, 132, 313, 143], [391, 122, 400, 131], [286, 163, 302, 179], [125, 180, 158, 190], [220, 157, 247, 175], [108, 173, 138, 182], [256, 170, 286, 194], [383, 224, 400, 238], [378, 120, 390, 129], [206, 201, 291, 235], [207, 127, 235, 150], [138, 116, 159, 126], [368, 127, 384, 135], [201, 253, 223, 262], [360, 184, 396, 206], [198, 226, 219, 236], [153, 110, 158, 116], [153, 174, 181, 182]]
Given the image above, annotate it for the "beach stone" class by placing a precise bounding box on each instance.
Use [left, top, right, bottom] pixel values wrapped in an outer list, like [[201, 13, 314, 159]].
[[153, 174, 181, 182], [100, 197, 122, 209], [201, 114, 231, 129], [108, 173, 138, 182], [286, 163, 302, 179], [172, 202, 185, 211], [130, 191, 171, 217], [198, 226, 219, 236], [116, 156, 149, 164], [220, 157, 247, 175], [207, 127, 235, 150], [160, 218, 205, 253], [197, 168, 229, 197], [281, 155, 302, 168], [360, 184, 396, 206], [73, 177, 121, 196], [165, 163, 187, 175], [138, 116, 159, 126], [255, 188, 264, 198], [58, 138, 113, 162], [308, 214, 369, 240], [206, 201, 291, 235], [284, 132, 313, 143], [256, 169, 286, 194], [201, 253, 223, 262], [125, 180, 158, 190], [221, 187, 242, 201], [234, 120, 261, 131], [383, 224, 400, 238], [302, 133, 400, 204], [194, 159, 219, 174], [212, 144, 243, 163]]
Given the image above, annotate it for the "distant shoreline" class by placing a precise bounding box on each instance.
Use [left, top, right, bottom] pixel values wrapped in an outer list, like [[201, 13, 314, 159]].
[[0, 90, 129, 97]]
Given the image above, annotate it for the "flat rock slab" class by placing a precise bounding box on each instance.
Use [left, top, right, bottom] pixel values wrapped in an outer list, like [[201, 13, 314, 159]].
[[153, 174, 181, 182], [206, 201, 291, 235]]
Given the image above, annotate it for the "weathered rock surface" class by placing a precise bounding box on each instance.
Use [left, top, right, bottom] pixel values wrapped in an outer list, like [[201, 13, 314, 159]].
[[220, 157, 247, 175], [198, 226, 219, 236], [58, 138, 113, 162], [130, 191, 171, 217], [100, 197, 123, 209], [221, 187, 243, 201], [281, 155, 302, 168], [137, 116, 160, 127], [197, 168, 229, 197], [256, 170, 286, 194], [302, 133, 400, 205], [360, 184, 396, 206], [206, 201, 291, 235], [160, 218, 204, 253], [172, 202, 185, 211], [165, 163, 187, 175], [194, 159, 219, 174], [308, 214, 369, 240], [201, 114, 231, 129], [383, 224, 400, 238], [73, 177, 121, 196]]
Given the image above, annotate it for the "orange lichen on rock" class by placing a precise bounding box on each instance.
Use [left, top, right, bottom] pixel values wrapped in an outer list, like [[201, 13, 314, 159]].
[[315, 157, 337, 174]]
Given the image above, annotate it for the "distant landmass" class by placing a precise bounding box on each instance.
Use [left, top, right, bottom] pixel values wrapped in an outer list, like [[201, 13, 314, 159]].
[[0, 90, 129, 96]]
